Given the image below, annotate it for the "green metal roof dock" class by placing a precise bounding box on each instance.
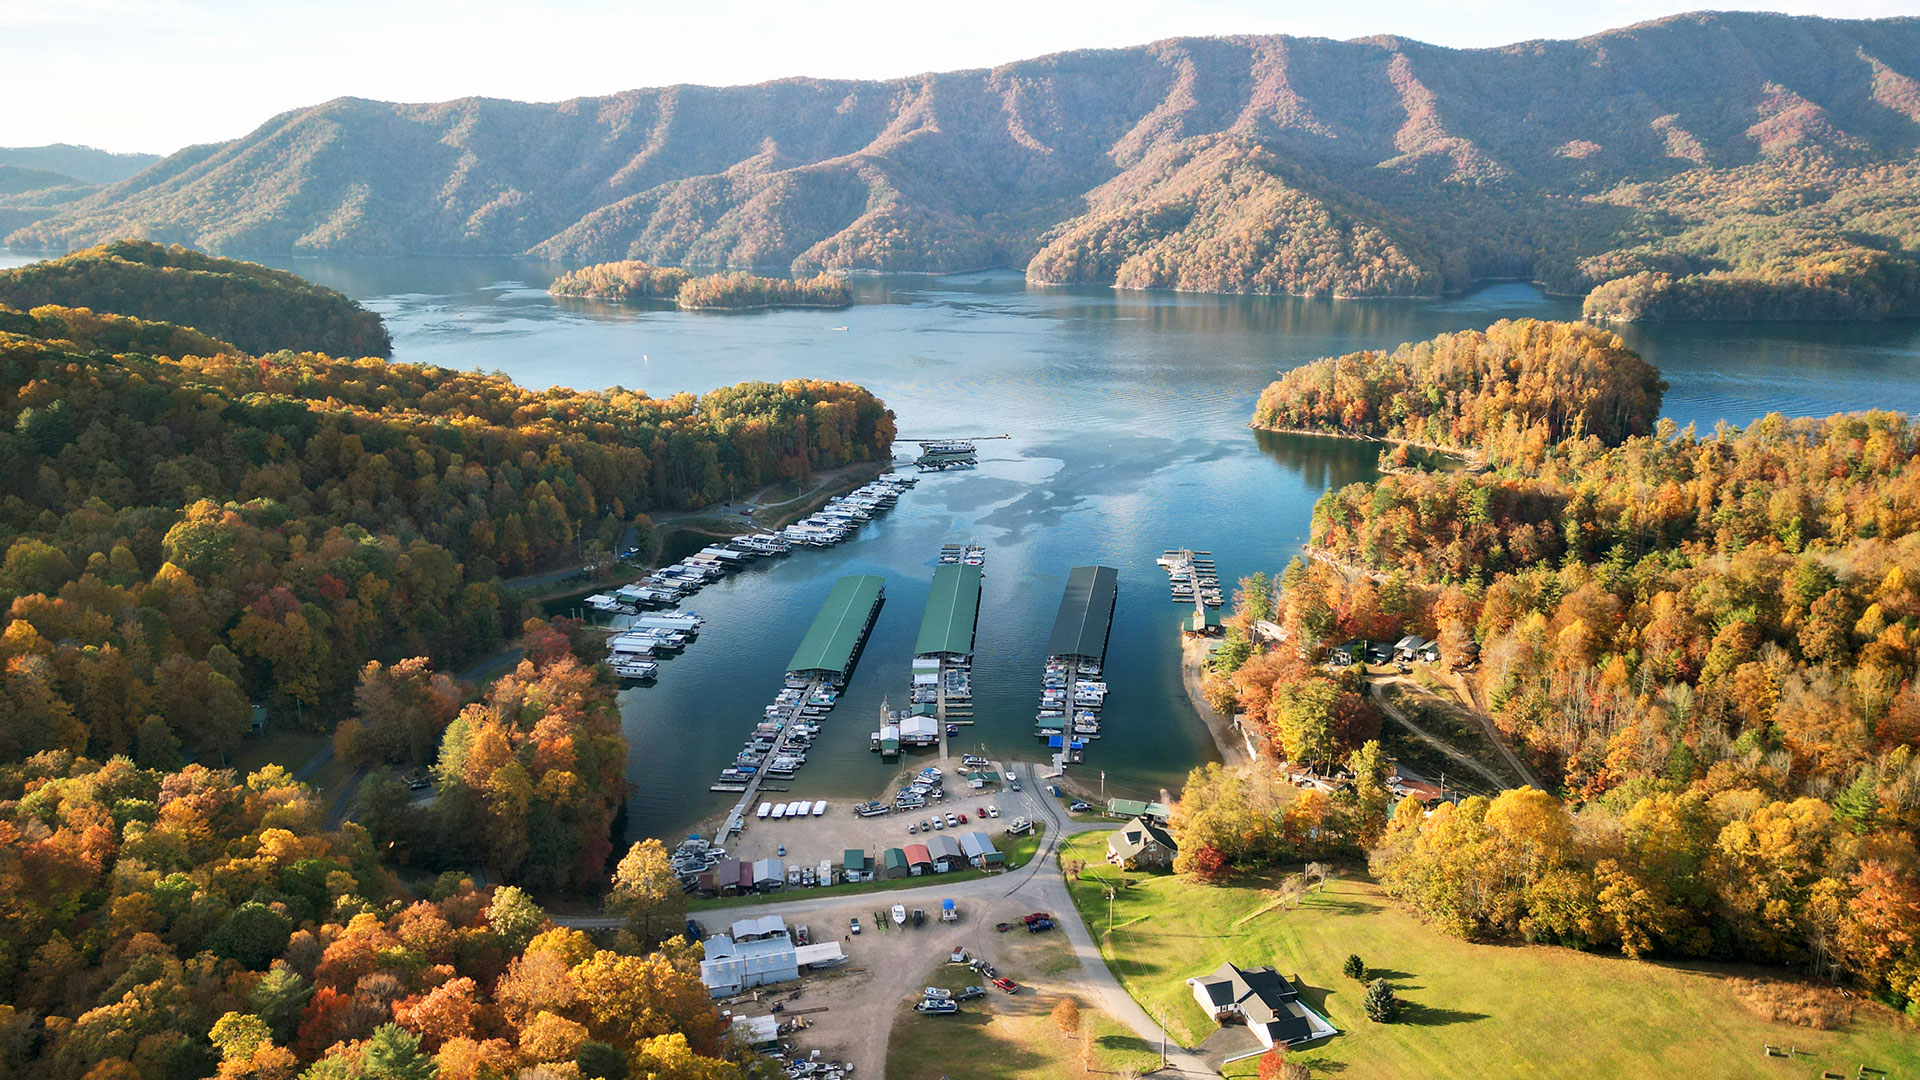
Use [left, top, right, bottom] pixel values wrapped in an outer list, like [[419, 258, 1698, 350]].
[[914, 563, 982, 659], [1045, 565, 1118, 662], [786, 575, 886, 685]]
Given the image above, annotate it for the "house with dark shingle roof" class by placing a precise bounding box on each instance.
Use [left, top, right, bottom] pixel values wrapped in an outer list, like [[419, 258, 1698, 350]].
[[1187, 962, 1336, 1052], [1105, 816, 1177, 870]]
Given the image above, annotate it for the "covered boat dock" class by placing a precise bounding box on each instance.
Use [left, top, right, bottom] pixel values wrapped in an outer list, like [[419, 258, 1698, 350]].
[[1047, 565, 1118, 663], [786, 575, 887, 686]]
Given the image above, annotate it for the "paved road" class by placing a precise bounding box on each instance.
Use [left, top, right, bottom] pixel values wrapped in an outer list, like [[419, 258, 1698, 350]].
[[560, 761, 1218, 1075]]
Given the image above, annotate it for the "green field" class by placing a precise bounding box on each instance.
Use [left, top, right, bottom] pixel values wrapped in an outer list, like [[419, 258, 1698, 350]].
[[1056, 835, 1915, 1079]]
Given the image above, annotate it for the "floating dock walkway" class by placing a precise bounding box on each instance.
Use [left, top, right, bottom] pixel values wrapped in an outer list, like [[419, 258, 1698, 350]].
[[1159, 549, 1223, 608], [1035, 565, 1117, 765]]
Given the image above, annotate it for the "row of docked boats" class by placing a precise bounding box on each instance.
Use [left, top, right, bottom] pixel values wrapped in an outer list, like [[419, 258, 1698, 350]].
[[603, 609, 704, 681], [1158, 549, 1224, 607], [937, 542, 986, 567], [714, 681, 839, 790], [778, 473, 917, 547], [586, 474, 918, 685], [1037, 659, 1107, 739]]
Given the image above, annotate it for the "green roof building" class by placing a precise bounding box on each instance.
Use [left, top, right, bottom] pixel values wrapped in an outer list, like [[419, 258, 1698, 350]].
[[914, 563, 982, 659], [1046, 565, 1118, 662], [786, 575, 886, 685]]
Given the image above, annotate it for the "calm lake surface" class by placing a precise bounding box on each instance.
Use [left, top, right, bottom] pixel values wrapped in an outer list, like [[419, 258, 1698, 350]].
[[9, 250, 1919, 841]]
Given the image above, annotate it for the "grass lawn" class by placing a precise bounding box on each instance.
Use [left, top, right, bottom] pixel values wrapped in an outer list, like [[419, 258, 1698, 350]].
[[1056, 834, 1916, 1079], [886, 944, 1162, 1079], [224, 729, 353, 801], [690, 825, 1045, 912]]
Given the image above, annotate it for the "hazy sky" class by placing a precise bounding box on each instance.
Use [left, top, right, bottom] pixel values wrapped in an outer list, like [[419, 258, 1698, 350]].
[[3, 0, 1913, 154]]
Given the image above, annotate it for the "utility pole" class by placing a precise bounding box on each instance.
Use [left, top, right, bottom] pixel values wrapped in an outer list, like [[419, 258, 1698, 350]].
[[1157, 1008, 1168, 1072]]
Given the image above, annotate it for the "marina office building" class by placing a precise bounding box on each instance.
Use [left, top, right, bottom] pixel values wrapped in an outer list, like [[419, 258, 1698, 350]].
[[785, 575, 887, 687]]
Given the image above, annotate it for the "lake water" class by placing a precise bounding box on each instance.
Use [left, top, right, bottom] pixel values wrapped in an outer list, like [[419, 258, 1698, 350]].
[[8, 250, 1920, 841]]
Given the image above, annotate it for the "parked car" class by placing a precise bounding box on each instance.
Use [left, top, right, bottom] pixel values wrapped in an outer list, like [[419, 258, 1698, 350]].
[[777, 844, 787, 857], [1022, 912, 1054, 925], [684, 919, 707, 941], [1010, 780, 1021, 791], [1069, 801, 1092, 812], [956, 813, 968, 824], [956, 986, 985, 1001], [920, 819, 932, 832], [987, 806, 1001, 818], [932, 818, 945, 830], [1027, 917, 1055, 933], [991, 977, 1020, 994], [849, 918, 861, 935], [907, 822, 918, 834], [944, 813, 959, 828]]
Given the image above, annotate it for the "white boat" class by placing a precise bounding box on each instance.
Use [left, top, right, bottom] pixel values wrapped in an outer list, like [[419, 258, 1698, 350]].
[[891, 904, 908, 926], [610, 659, 658, 680], [771, 804, 787, 820], [757, 802, 772, 819], [812, 800, 827, 816]]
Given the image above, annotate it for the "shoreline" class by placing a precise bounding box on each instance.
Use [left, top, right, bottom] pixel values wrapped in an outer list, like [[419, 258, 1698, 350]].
[[1180, 634, 1251, 767], [1250, 422, 1484, 468]]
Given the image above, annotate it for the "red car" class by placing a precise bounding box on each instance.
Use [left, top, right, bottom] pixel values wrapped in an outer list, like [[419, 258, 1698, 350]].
[[991, 976, 1019, 994], [1021, 912, 1054, 925], [957, 813, 968, 824], [976, 806, 988, 817]]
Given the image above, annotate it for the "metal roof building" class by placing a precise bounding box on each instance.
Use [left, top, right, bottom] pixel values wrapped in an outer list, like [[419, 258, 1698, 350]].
[[914, 563, 982, 659], [1046, 565, 1119, 662], [786, 575, 887, 685]]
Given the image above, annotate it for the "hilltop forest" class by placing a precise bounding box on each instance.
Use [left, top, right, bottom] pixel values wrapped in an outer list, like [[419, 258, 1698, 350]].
[[0, 250, 895, 1077], [1196, 322, 1920, 1018], [11, 12, 1920, 322]]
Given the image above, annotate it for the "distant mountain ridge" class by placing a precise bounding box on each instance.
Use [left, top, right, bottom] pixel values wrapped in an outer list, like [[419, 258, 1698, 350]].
[[0, 144, 162, 186], [11, 11, 1920, 319]]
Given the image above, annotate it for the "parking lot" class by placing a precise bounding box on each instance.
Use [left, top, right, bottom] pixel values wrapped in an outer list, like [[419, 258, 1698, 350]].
[[715, 760, 1049, 881]]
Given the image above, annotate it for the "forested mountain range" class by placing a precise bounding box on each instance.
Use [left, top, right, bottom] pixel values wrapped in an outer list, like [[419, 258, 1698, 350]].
[[10, 11, 1920, 320]]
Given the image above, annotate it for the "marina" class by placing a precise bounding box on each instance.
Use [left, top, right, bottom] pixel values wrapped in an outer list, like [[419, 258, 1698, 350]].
[[1035, 565, 1118, 765], [1158, 549, 1223, 608], [705, 573, 888, 838], [269, 260, 1920, 845]]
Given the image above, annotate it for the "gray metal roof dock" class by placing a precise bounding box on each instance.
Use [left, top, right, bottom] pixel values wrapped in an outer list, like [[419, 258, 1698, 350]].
[[786, 575, 886, 685], [1046, 565, 1118, 662], [914, 563, 982, 659]]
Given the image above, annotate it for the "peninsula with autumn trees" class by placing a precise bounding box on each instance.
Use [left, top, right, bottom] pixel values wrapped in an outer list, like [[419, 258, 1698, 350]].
[[549, 260, 853, 310], [1162, 320, 1920, 1050], [0, 244, 895, 1078]]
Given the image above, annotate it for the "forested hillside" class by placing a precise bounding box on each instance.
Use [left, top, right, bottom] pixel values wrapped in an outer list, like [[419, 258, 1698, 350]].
[[0, 245, 892, 1077], [0, 241, 392, 357], [1251, 319, 1666, 458], [11, 12, 1920, 321], [1213, 322, 1920, 1016]]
